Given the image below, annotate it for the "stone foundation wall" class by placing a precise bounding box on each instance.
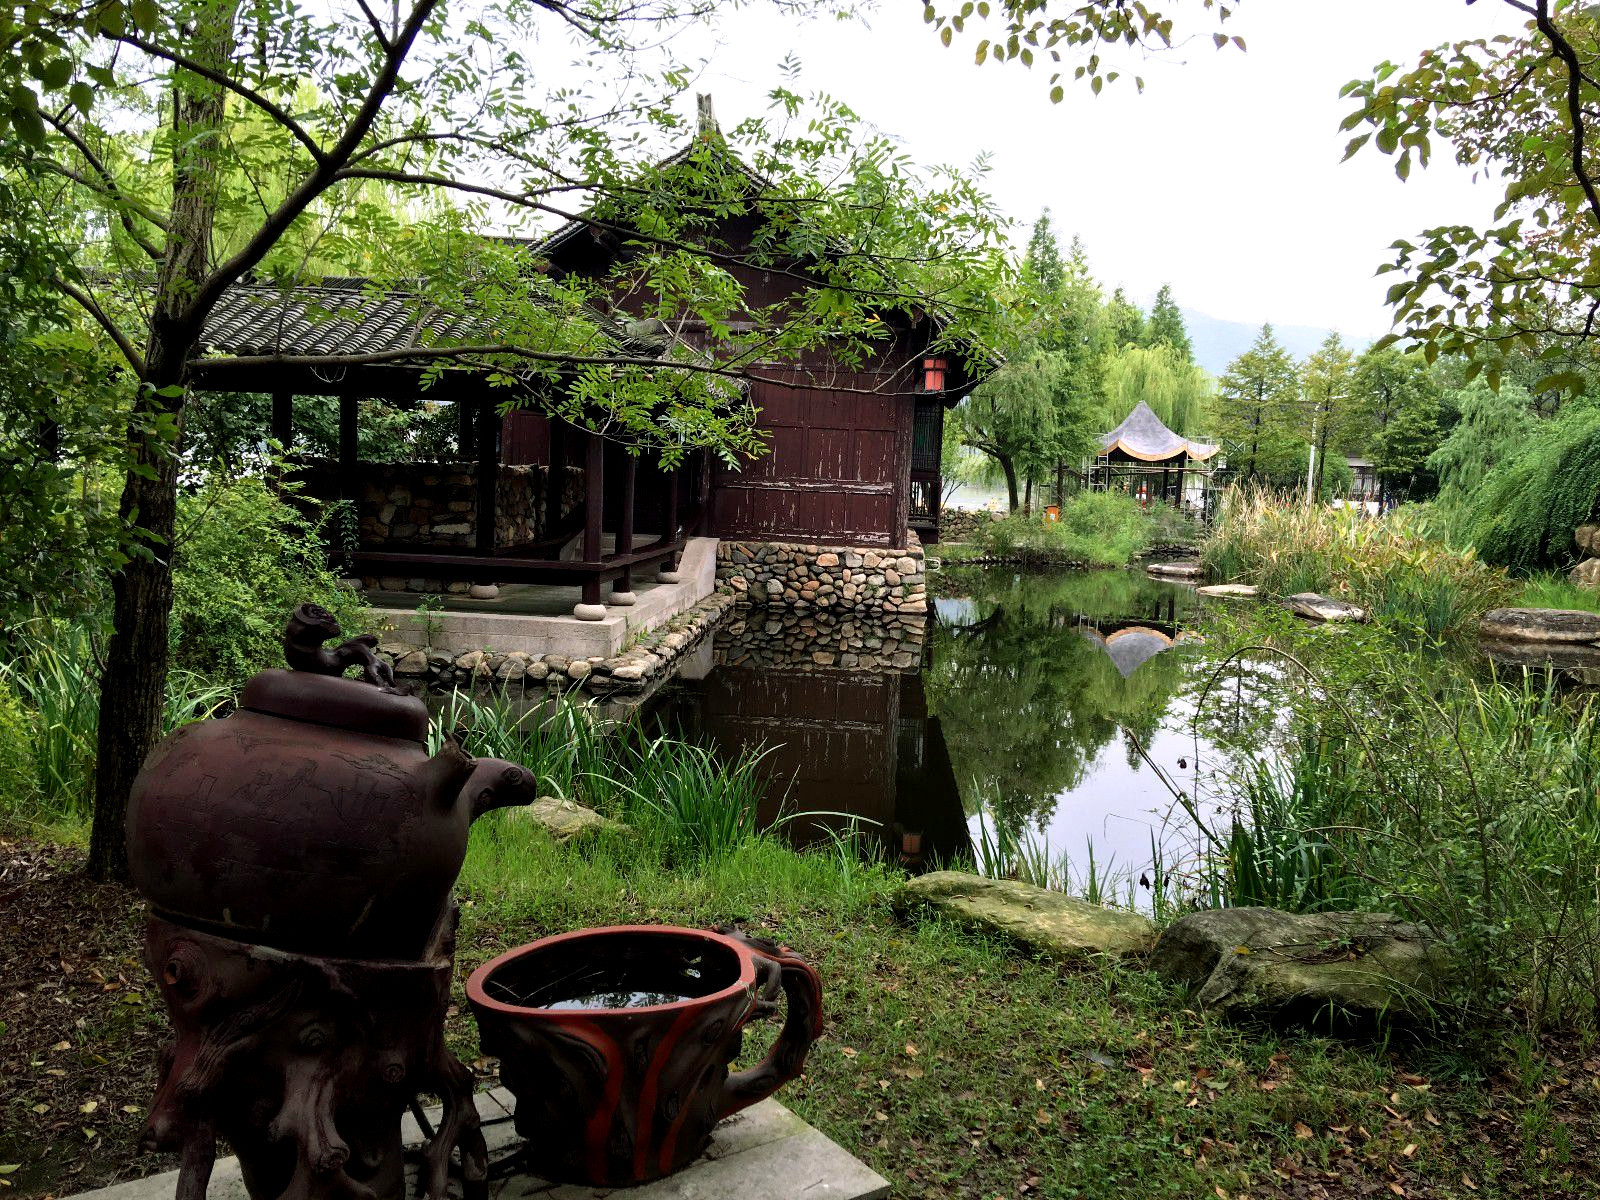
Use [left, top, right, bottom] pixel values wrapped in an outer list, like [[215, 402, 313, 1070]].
[[717, 606, 926, 672], [715, 536, 927, 614], [379, 592, 738, 696]]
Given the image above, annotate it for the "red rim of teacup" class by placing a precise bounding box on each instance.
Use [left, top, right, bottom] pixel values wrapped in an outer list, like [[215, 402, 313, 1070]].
[[465, 925, 757, 1017]]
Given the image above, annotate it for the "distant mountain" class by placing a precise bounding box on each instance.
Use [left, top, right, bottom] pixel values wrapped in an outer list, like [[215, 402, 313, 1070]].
[[1181, 308, 1374, 377]]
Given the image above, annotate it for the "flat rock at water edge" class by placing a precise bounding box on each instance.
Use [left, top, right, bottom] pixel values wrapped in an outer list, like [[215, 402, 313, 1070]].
[[1151, 907, 1451, 1028], [1146, 562, 1202, 580], [1283, 593, 1368, 623], [899, 871, 1157, 961], [1196, 583, 1259, 600]]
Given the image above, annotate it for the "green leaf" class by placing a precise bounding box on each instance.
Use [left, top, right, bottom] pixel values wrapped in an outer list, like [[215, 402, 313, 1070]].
[[38, 58, 73, 90], [69, 82, 94, 114]]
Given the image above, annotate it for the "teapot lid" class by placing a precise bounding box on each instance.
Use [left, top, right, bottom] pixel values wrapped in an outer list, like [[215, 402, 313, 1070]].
[[238, 604, 429, 743]]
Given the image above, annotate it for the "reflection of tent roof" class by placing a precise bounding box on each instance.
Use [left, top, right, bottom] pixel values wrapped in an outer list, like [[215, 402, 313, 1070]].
[[1099, 401, 1219, 463], [1079, 626, 1176, 678]]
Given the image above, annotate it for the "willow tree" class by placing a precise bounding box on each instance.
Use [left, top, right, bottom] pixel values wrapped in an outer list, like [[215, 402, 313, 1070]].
[[2, 0, 1008, 879]]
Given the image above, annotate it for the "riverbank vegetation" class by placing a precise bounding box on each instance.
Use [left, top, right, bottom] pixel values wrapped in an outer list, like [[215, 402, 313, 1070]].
[[1196, 610, 1600, 1030], [940, 491, 1199, 567], [1200, 488, 1518, 636]]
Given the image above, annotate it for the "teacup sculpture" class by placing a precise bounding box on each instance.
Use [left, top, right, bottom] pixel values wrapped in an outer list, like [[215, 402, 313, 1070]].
[[467, 925, 824, 1187], [128, 604, 539, 1200]]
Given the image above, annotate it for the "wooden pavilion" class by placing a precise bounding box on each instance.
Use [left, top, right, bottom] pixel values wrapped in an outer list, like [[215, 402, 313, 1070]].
[[1088, 401, 1220, 515], [192, 280, 710, 619], [188, 99, 990, 621]]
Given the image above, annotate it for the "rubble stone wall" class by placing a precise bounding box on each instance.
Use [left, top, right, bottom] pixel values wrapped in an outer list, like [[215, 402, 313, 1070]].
[[715, 535, 927, 614]]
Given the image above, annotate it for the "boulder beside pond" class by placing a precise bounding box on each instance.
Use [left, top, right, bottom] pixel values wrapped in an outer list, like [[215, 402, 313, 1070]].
[[900, 871, 1157, 961], [1151, 907, 1451, 1026], [1479, 607, 1600, 645], [1283, 593, 1369, 623], [511, 796, 628, 843]]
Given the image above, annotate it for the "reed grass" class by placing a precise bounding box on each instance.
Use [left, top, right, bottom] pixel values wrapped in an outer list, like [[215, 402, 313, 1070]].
[[0, 622, 230, 828], [1201, 486, 1518, 637], [1194, 616, 1600, 1028], [433, 689, 781, 861]]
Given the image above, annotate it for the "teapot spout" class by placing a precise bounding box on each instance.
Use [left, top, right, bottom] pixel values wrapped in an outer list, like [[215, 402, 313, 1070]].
[[460, 758, 539, 820]]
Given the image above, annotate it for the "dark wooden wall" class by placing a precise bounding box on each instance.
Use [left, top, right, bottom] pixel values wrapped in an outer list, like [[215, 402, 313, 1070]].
[[697, 668, 899, 844], [711, 372, 913, 547], [539, 213, 941, 548]]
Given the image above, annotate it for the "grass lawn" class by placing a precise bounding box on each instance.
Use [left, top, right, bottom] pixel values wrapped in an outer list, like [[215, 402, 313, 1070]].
[[6, 820, 1600, 1199]]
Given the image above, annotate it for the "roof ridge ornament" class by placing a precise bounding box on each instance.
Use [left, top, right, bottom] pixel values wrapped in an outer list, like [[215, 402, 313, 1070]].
[[696, 92, 719, 138]]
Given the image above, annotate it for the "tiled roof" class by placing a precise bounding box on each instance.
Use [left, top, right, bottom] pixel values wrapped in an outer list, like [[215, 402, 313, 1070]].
[[198, 279, 674, 362]]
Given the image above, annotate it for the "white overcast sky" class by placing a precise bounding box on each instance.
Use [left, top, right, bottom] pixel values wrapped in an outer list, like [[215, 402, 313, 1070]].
[[659, 0, 1527, 341]]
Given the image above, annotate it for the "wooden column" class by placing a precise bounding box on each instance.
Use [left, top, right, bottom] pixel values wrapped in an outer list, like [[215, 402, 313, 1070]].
[[271, 391, 294, 449], [575, 429, 605, 615], [611, 455, 637, 603], [475, 400, 500, 555], [338, 396, 358, 502]]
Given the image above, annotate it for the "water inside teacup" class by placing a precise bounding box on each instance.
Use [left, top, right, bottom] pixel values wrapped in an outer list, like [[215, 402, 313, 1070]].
[[539, 989, 695, 1011], [481, 930, 740, 1012]]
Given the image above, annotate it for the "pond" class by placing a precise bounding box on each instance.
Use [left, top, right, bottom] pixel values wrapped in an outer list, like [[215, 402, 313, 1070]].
[[648, 566, 1257, 893]]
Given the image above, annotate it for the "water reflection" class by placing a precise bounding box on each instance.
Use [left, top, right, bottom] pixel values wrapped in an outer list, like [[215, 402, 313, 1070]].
[[927, 568, 1225, 892], [651, 608, 970, 867], [650, 568, 1243, 887]]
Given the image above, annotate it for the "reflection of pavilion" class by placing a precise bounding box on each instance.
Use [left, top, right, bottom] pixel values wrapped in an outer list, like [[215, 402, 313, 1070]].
[[1081, 626, 1175, 678], [651, 610, 969, 868]]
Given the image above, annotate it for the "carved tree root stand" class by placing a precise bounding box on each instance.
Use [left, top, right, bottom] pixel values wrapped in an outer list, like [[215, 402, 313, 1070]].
[[141, 916, 486, 1200], [70, 1090, 887, 1200]]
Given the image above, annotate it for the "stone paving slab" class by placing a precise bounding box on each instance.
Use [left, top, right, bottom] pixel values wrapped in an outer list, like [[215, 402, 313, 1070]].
[[68, 1091, 887, 1200]]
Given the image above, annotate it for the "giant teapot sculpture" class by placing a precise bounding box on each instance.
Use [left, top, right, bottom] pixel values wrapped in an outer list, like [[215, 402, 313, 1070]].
[[127, 605, 538, 1200], [128, 603, 537, 960]]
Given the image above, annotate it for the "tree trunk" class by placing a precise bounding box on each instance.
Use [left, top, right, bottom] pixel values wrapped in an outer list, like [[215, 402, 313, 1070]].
[[87, 1, 239, 882], [999, 455, 1020, 513], [1023, 475, 1032, 515]]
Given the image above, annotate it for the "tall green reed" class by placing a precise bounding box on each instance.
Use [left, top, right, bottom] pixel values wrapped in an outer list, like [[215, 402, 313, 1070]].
[[434, 688, 782, 861], [0, 621, 230, 826]]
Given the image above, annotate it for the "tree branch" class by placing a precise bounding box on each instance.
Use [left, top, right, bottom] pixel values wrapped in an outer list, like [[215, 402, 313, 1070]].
[[39, 110, 169, 260], [331, 166, 992, 313], [55, 276, 147, 375], [111, 30, 327, 165], [1532, 0, 1600, 231], [353, 0, 394, 52], [187, 343, 924, 396], [180, 0, 440, 330]]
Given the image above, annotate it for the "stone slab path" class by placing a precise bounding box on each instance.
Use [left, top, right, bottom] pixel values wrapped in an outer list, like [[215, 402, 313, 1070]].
[[66, 1091, 888, 1200]]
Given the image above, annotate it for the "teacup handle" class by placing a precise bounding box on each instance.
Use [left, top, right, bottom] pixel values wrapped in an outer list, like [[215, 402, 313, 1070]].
[[717, 943, 824, 1119]]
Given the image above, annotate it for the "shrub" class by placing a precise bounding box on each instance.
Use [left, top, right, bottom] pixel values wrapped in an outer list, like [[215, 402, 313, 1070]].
[[968, 491, 1156, 567], [0, 680, 35, 817], [171, 472, 368, 686], [0, 621, 231, 828], [1466, 402, 1600, 572], [1201, 486, 1517, 637]]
